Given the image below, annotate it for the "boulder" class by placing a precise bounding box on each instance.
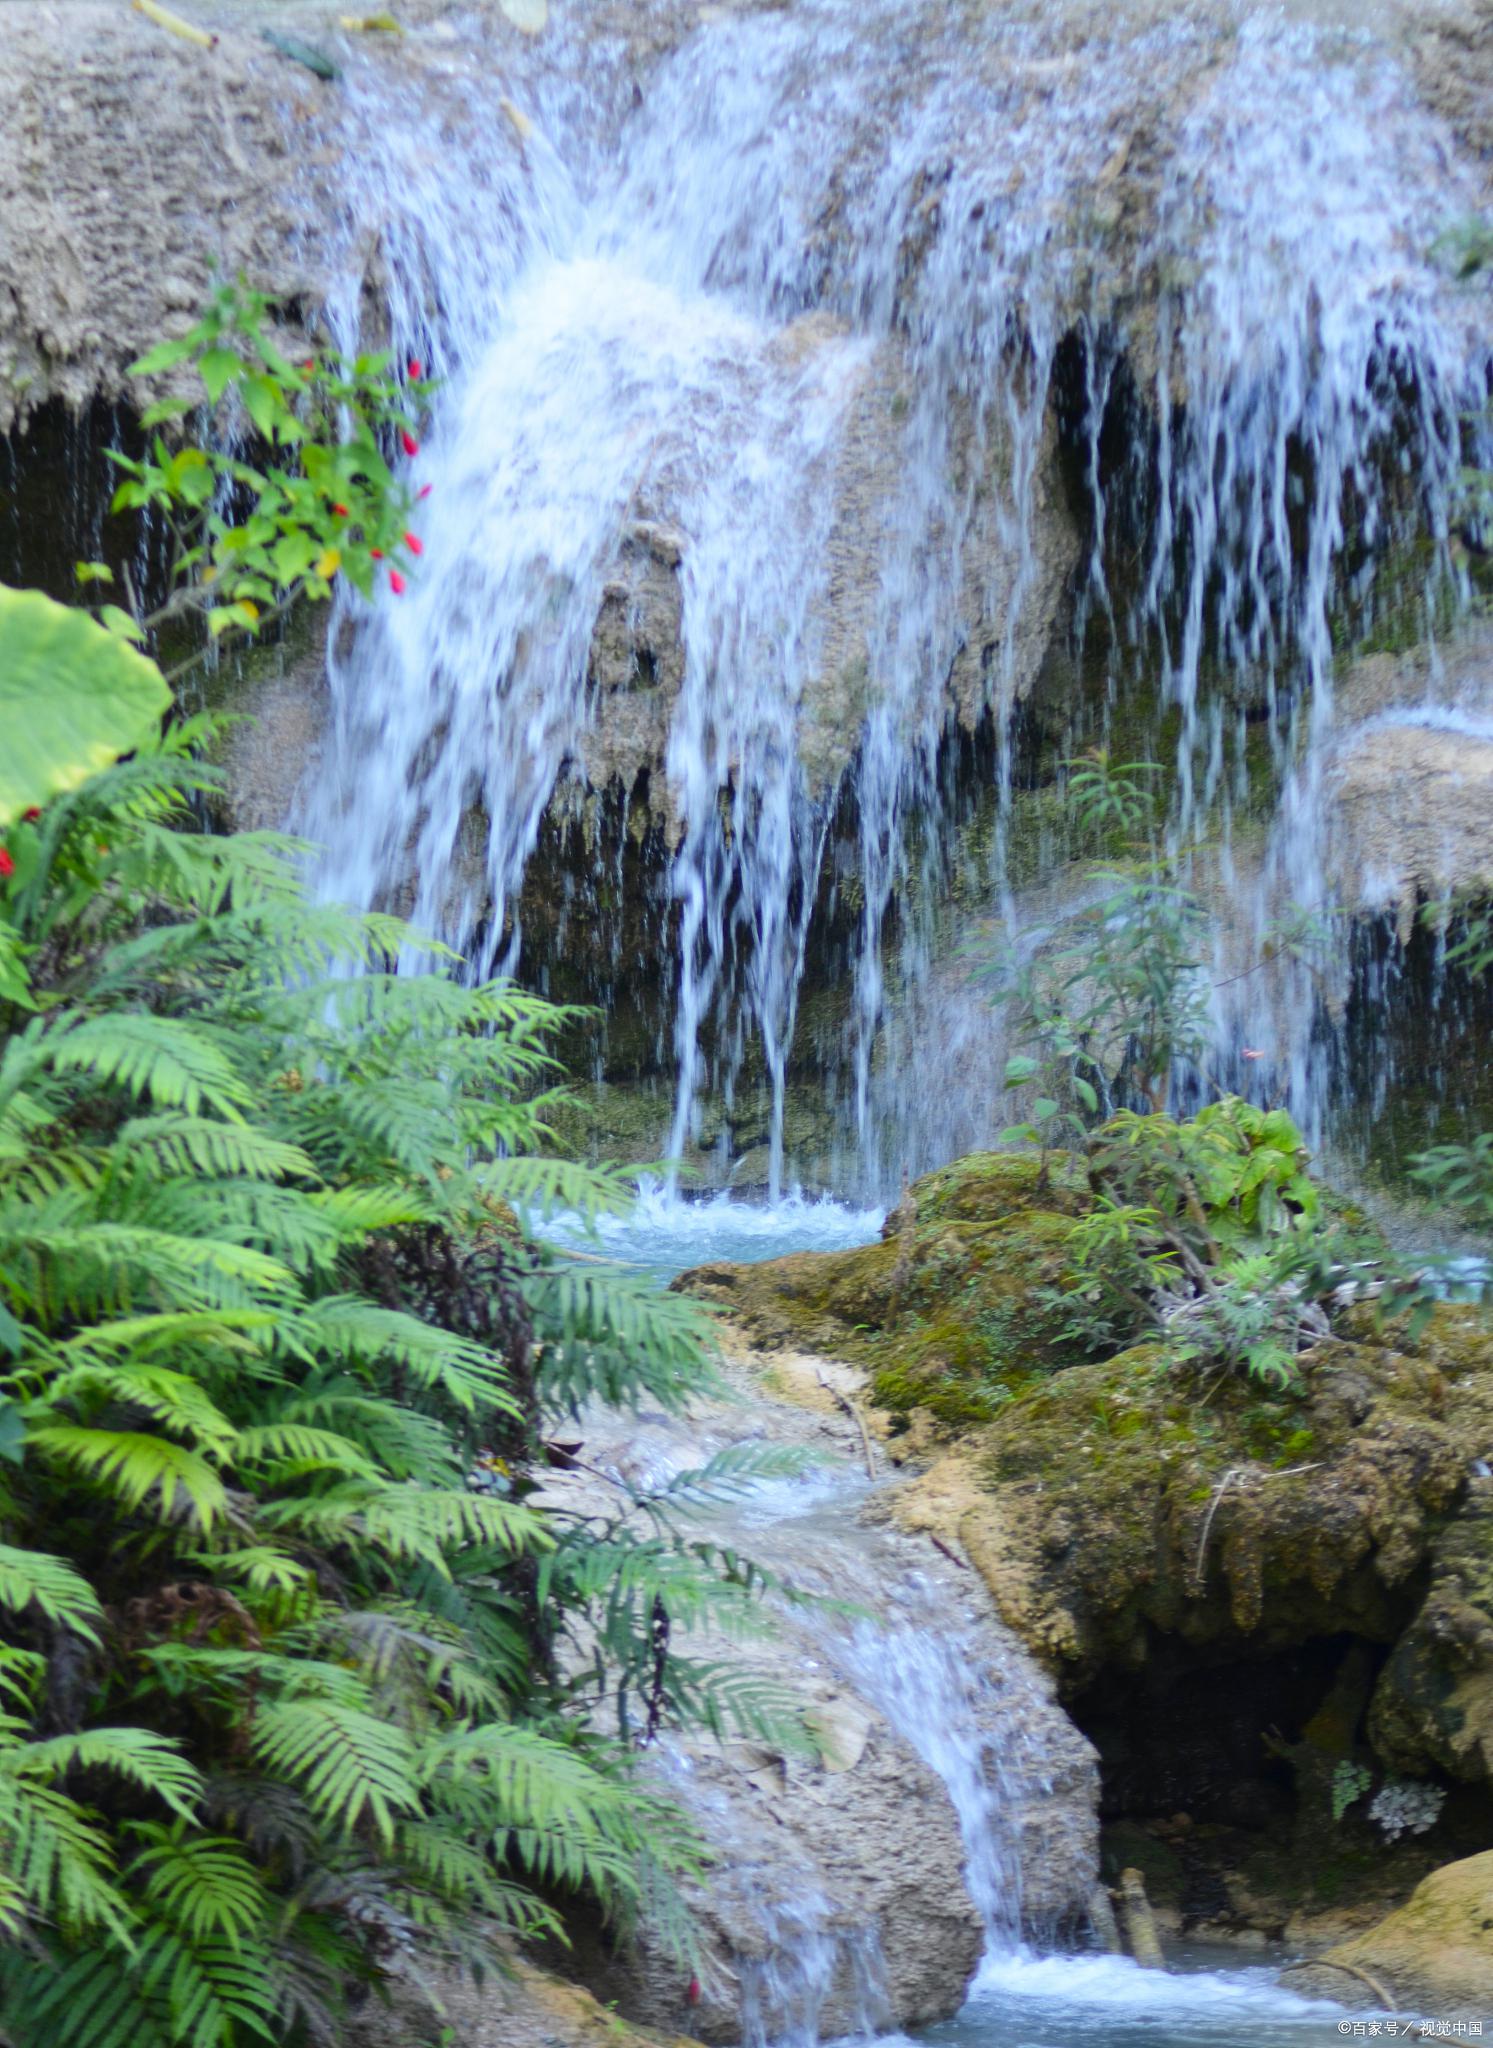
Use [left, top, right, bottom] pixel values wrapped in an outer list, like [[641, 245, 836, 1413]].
[[350, 1951, 698, 2048], [1283, 1850, 1493, 2019]]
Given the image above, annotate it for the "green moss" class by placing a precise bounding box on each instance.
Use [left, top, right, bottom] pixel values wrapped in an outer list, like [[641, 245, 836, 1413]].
[[676, 1149, 1100, 1419]]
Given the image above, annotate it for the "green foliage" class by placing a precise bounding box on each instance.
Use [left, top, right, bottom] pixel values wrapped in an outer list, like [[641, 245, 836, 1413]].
[[987, 751, 1208, 1176], [0, 323, 790, 2039], [983, 755, 1359, 1392], [93, 279, 429, 659], [0, 739, 769, 2044], [1053, 1098, 1346, 1390], [1331, 1758, 1372, 1823], [0, 587, 171, 829]]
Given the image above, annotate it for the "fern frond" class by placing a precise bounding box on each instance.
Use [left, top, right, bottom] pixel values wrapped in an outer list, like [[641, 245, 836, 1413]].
[[128, 1823, 268, 1946], [0, 1541, 104, 1643], [13, 1727, 201, 1818], [117, 1114, 316, 1184], [28, 1426, 229, 1528], [250, 1700, 421, 1844], [45, 1014, 250, 1120]]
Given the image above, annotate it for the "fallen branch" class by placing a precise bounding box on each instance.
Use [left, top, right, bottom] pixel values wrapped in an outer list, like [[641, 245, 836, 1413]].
[[1278, 1955, 1396, 2013], [817, 1371, 876, 1479]]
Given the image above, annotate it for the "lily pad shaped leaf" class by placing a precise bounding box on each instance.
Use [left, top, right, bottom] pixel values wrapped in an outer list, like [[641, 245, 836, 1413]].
[[0, 584, 170, 825]]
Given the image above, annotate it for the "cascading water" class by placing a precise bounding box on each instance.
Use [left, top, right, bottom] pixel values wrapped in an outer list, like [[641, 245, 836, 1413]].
[[303, 0, 1492, 1200], [532, 1291, 1098, 2047]]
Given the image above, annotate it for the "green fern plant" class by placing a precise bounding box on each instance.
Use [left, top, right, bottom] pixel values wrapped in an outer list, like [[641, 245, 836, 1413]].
[[0, 731, 787, 2047]]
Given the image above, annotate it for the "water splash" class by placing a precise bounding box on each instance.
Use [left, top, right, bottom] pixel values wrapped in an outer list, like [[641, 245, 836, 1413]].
[[535, 1180, 882, 1278]]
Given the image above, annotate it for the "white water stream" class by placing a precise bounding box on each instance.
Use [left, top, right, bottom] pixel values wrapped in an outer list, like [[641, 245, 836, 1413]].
[[301, 0, 1493, 1202]]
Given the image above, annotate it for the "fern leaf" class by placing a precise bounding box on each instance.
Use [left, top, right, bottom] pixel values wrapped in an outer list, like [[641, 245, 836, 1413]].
[[251, 1700, 420, 1844], [46, 1014, 250, 1121], [15, 1728, 201, 1818], [0, 1541, 104, 1643], [28, 1426, 229, 1528]]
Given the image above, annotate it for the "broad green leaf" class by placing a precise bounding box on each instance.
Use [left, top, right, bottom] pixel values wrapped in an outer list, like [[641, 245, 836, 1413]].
[[0, 586, 169, 825], [128, 331, 204, 376], [1032, 1096, 1060, 1122], [197, 345, 242, 406], [1002, 1055, 1039, 1086]]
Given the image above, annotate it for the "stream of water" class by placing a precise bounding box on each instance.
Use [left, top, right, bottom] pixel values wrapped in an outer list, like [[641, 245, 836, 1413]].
[[545, 1195, 1402, 2048]]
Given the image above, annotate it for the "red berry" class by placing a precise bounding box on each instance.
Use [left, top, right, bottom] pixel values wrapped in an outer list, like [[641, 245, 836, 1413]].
[[332, 502, 350, 519], [370, 548, 384, 560], [408, 357, 423, 379], [389, 569, 407, 595], [405, 532, 424, 556], [401, 428, 420, 458], [21, 807, 40, 823], [0, 847, 13, 881], [686, 1978, 701, 2007]]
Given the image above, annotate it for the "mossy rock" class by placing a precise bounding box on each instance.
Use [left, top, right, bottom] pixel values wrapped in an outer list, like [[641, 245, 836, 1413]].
[[899, 1316, 1493, 1696], [1283, 1850, 1493, 2017], [677, 1150, 1093, 1423], [881, 1149, 1087, 1230]]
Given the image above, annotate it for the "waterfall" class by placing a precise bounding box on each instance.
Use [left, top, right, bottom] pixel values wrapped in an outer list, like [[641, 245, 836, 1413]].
[[301, 0, 1493, 1198]]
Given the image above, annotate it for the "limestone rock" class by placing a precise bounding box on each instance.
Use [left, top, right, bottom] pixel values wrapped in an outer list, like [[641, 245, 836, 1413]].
[[1283, 1850, 1493, 2019], [1322, 624, 1493, 930], [349, 1951, 697, 2048]]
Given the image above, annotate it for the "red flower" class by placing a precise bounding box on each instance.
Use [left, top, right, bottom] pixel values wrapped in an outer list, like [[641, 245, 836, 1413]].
[[389, 569, 407, 596], [401, 428, 420, 458], [404, 532, 423, 556], [21, 807, 40, 822], [417, 483, 432, 501], [686, 1979, 701, 2007], [0, 847, 13, 881], [370, 547, 384, 560], [332, 502, 350, 519], [408, 357, 423, 379]]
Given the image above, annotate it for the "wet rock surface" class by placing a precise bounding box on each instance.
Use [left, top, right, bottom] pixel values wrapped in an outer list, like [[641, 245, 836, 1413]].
[[527, 1340, 1098, 2042], [349, 1949, 699, 2048]]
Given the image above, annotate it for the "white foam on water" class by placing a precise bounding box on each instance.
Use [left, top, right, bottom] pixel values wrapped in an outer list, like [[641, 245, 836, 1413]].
[[534, 1181, 883, 1278]]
